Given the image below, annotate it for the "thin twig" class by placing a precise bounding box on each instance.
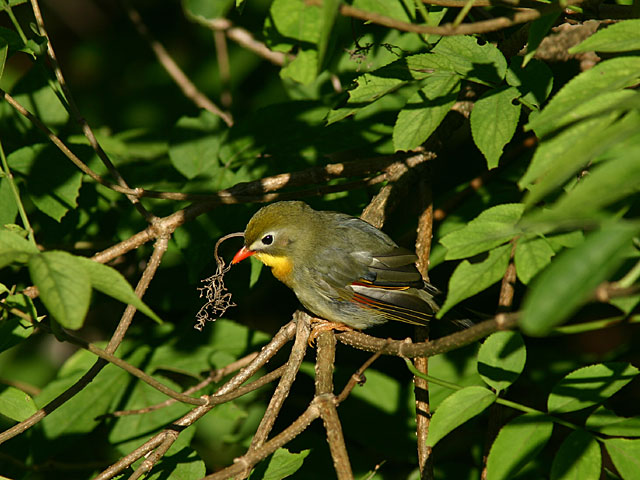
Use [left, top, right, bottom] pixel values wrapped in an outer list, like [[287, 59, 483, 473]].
[[29, 0, 154, 222], [57, 330, 207, 406], [108, 352, 260, 417], [339, 1, 583, 36], [1, 90, 139, 196], [128, 429, 180, 480], [123, 1, 233, 127], [187, 16, 288, 66]]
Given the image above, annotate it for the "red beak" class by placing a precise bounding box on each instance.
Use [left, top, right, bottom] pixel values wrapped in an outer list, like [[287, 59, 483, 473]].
[[232, 246, 256, 264]]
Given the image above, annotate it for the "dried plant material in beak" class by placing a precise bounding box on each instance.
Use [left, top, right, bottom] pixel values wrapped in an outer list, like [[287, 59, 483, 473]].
[[194, 232, 244, 331]]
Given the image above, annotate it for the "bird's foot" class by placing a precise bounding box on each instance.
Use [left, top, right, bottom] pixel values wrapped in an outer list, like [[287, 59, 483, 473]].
[[308, 318, 355, 346]]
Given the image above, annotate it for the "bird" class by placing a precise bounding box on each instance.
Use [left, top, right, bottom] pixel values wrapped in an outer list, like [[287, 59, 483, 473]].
[[231, 201, 460, 333]]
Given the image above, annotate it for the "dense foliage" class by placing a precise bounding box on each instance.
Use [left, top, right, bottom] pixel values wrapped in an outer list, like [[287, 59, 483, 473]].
[[1, 0, 639, 479]]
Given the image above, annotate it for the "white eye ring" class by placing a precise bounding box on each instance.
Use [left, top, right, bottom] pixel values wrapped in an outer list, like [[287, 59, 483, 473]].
[[261, 234, 274, 245]]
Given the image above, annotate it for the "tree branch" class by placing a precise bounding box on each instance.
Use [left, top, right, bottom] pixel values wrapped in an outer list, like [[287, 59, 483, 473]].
[[122, 0, 233, 127], [339, 0, 583, 36]]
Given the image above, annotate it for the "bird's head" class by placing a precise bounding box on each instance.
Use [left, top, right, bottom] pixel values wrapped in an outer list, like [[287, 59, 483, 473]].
[[231, 202, 319, 280]]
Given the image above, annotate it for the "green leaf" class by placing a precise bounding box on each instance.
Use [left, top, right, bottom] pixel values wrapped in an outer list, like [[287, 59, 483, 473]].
[[570, 20, 640, 54], [523, 13, 560, 66], [426, 386, 496, 447], [477, 331, 526, 392], [604, 438, 640, 480], [148, 447, 206, 480], [518, 114, 614, 193], [0, 228, 39, 268], [280, 49, 317, 85], [470, 86, 521, 169], [270, 0, 320, 44], [74, 257, 162, 324], [486, 413, 554, 480], [506, 57, 553, 110], [520, 223, 640, 336], [522, 109, 640, 205], [432, 35, 507, 86], [249, 255, 264, 288], [0, 38, 7, 81], [28, 251, 91, 329], [11, 65, 69, 127], [0, 386, 37, 422], [440, 203, 523, 260], [327, 53, 452, 125], [352, 0, 410, 22], [182, 0, 235, 20], [550, 430, 601, 480], [169, 111, 222, 180], [529, 146, 640, 223], [349, 368, 402, 415], [109, 357, 192, 454], [429, 345, 484, 409], [253, 448, 311, 480], [0, 177, 18, 226], [393, 75, 460, 151], [37, 358, 129, 440], [8, 144, 83, 222], [527, 56, 640, 138], [317, 0, 339, 72], [439, 244, 511, 317], [0, 296, 35, 353], [547, 362, 639, 414], [514, 236, 556, 285], [586, 407, 640, 437]]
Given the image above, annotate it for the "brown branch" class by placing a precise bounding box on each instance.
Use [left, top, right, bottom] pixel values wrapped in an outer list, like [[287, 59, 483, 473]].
[[190, 16, 288, 67], [204, 401, 321, 480], [498, 242, 518, 311], [339, 1, 583, 36], [29, 0, 154, 222], [47, 328, 207, 406], [91, 154, 414, 265], [315, 331, 353, 480], [128, 430, 179, 480], [93, 322, 297, 480], [109, 352, 259, 417], [335, 348, 385, 404], [214, 29, 232, 108], [336, 313, 519, 357], [1, 89, 140, 197], [122, 1, 233, 127], [414, 167, 434, 480], [249, 312, 311, 450], [360, 151, 435, 228], [422, 0, 543, 6]]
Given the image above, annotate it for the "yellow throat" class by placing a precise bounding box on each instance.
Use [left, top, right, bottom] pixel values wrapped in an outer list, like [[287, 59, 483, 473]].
[[254, 252, 294, 286]]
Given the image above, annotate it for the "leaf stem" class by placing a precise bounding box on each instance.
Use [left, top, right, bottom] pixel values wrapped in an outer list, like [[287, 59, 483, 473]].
[[1, 0, 29, 46]]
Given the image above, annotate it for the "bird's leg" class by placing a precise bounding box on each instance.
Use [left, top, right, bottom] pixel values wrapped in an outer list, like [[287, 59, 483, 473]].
[[309, 318, 356, 346]]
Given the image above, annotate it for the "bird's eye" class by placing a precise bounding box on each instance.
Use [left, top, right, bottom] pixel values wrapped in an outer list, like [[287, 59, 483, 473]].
[[261, 234, 273, 245]]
